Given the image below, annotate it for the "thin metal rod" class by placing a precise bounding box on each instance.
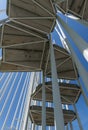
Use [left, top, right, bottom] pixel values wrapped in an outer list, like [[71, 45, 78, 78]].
[[0, 18, 8, 25], [33, 123, 35, 130], [0, 73, 11, 95], [73, 104, 83, 130], [0, 73, 13, 104], [42, 72, 46, 130], [70, 123, 73, 130], [10, 17, 55, 20], [17, 73, 30, 130], [0, 73, 18, 116], [0, 73, 5, 82], [6, 23, 46, 40], [50, 34, 64, 130], [32, 0, 54, 17], [1, 73, 24, 130], [25, 72, 40, 130], [19, 72, 34, 130], [66, 124, 69, 130], [77, 78, 88, 106], [11, 73, 29, 128], [55, 22, 69, 51], [11, 19, 48, 35]]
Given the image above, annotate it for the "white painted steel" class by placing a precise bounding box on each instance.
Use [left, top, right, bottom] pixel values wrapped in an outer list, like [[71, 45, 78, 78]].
[[70, 123, 73, 130], [50, 34, 64, 130], [57, 16, 88, 62], [73, 105, 83, 130], [1, 73, 24, 130], [20, 72, 35, 130], [42, 72, 46, 130], [17, 73, 30, 130], [0, 73, 18, 116], [11, 73, 29, 129]]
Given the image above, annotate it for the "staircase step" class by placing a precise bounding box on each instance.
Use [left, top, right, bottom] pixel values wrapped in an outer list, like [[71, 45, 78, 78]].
[[6, 0, 56, 34], [29, 105, 76, 126], [31, 82, 81, 104]]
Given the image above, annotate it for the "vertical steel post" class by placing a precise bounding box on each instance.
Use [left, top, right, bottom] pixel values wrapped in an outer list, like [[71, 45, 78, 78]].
[[21, 72, 35, 130], [73, 105, 83, 130], [50, 34, 64, 130], [33, 123, 35, 130], [42, 72, 46, 130], [56, 20, 88, 106], [66, 124, 69, 130], [57, 16, 88, 62], [70, 123, 73, 130], [57, 16, 88, 91], [77, 79, 88, 106]]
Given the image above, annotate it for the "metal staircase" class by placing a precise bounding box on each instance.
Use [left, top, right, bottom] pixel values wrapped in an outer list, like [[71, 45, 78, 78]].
[[0, 0, 88, 130], [29, 45, 81, 128]]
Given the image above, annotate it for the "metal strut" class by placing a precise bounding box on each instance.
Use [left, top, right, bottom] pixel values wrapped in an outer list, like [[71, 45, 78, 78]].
[[50, 34, 64, 130]]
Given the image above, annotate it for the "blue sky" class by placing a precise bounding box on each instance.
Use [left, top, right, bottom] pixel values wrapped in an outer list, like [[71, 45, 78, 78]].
[[0, 0, 88, 130], [0, 0, 7, 20]]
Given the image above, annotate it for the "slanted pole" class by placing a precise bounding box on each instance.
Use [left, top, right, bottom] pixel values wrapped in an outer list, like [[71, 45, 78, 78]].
[[56, 20, 88, 105], [54, 0, 65, 2], [33, 123, 35, 130], [57, 16, 88, 62], [50, 34, 64, 130], [42, 72, 46, 130], [77, 79, 88, 106], [66, 124, 69, 130], [70, 123, 73, 130], [57, 16, 88, 91], [73, 105, 83, 130]]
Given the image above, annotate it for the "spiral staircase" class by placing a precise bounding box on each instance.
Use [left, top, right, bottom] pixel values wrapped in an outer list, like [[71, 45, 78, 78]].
[[0, 0, 88, 130]]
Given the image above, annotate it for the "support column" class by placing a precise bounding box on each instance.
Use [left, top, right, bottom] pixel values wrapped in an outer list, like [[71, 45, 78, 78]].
[[70, 123, 73, 130], [25, 116, 28, 130], [56, 19, 88, 101], [33, 123, 35, 130], [66, 124, 69, 130], [50, 34, 64, 130], [57, 16, 88, 62], [20, 73, 35, 130], [42, 72, 46, 130], [73, 105, 83, 130], [57, 16, 88, 91]]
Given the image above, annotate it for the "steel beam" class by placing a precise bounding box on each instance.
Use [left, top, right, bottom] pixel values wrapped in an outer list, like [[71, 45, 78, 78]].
[[42, 72, 46, 130], [57, 16, 88, 62], [56, 20, 88, 104], [66, 124, 69, 130], [20, 72, 35, 130], [57, 17, 88, 91], [73, 105, 83, 130], [77, 79, 88, 106], [70, 123, 73, 130], [50, 34, 64, 130]]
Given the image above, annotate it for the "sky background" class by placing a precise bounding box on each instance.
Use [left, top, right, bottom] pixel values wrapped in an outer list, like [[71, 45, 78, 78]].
[[0, 0, 88, 130]]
